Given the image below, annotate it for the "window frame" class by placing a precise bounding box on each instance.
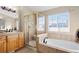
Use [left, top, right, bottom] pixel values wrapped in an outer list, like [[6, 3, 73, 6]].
[[37, 16, 45, 31], [48, 11, 70, 32]]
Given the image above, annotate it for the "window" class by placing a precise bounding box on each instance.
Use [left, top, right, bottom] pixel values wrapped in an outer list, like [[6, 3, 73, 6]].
[[48, 12, 70, 32], [38, 16, 45, 31], [48, 15, 58, 31]]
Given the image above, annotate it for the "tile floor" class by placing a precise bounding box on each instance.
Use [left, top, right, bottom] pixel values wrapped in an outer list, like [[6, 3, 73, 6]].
[[29, 40, 36, 48], [16, 40, 37, 53], [16, 46, 37, 53]]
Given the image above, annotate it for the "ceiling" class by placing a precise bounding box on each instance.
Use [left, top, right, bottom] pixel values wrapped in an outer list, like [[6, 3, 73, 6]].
[[25, 6, 59, 12]]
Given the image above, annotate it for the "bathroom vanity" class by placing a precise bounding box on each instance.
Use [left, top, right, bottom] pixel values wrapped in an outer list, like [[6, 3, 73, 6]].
[[0, 32, 24, 53]]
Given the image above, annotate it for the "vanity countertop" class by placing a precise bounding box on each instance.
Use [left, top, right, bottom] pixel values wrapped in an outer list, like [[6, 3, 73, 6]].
[[0, 32, 22, 36]]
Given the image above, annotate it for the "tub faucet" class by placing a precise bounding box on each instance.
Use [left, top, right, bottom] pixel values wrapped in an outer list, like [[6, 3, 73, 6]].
[[43, 37, 48, 44]]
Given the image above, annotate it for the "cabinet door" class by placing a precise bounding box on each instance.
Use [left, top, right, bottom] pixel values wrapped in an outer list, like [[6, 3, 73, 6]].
[[15, 36, 19, 50], [3, 41, 6, 52], [0, 40, 6, 53], [7, 35, 18, 52], [0, 41, 4, 53], [18, 33, 24, 48]]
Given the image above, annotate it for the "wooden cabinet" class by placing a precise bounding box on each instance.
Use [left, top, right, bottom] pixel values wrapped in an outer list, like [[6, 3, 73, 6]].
[[7, 34, 18, 52], [0, 36, 6, 53], [18, 32, 24, 48], [6, 32, 24, 52], [0, 32, 24, 53]]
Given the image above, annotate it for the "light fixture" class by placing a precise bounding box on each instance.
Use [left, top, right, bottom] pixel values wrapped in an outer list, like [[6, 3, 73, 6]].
[[1, 6, 16, 13]]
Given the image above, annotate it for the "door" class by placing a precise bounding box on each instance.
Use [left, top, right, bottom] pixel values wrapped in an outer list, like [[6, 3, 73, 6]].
[[0, 40, 6, 53], [24, 14, 36, 46], [28, 15, 36, 41], [7, 35, 18, 52], [18, 32, 24, 48], [24, 15, 29, 45], [0, 41, 4, 53]]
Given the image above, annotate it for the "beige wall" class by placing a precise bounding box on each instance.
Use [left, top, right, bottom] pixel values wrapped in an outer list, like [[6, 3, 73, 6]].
[[39, 6, 79, 41]]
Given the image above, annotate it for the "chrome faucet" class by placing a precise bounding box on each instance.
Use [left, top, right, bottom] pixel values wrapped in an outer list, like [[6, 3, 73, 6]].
[[43, 37, 48, 44]]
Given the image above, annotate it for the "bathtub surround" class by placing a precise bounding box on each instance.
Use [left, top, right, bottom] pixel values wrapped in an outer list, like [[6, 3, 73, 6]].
[[37, 33, 79, 53], [39, 38, 79, 53]]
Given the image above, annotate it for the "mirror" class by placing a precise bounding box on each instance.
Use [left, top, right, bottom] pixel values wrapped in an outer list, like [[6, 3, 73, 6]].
[[0, 19, 5, 30]]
